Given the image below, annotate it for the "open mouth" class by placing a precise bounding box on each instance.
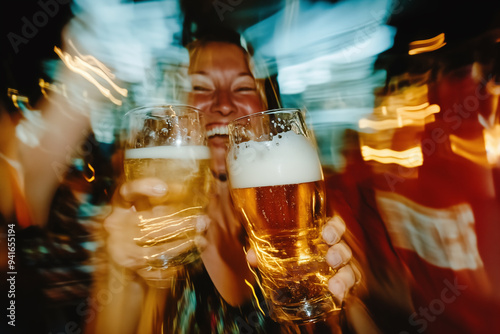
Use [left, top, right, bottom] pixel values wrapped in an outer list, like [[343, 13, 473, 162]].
[[206, 125, 229, 138]]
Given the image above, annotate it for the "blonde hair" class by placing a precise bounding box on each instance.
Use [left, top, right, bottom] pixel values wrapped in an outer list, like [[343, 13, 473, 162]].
[[186, 39, 268, 110]]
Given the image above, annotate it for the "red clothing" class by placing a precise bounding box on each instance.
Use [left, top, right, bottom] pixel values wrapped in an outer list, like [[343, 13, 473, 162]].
[[326, 65, 500, 333]]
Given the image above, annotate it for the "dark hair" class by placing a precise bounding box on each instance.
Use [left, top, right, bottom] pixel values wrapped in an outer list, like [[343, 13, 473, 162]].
[[1, 0, 72, 115], [183, 23, 256, 61], [179, 0, 253, 51], [188, 25, 242, 47], [179, 2, 280, 109], [0, 58, 19, 115]]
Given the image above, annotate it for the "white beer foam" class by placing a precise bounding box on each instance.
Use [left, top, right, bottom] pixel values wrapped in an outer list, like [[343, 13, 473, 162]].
[[228, 131, 323, 188], [125, 146, 210, 160]]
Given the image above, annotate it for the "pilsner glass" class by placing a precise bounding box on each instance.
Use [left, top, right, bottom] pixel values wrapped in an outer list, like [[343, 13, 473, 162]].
[[122, 105, 212, 285], [227, 109, 339, 324]]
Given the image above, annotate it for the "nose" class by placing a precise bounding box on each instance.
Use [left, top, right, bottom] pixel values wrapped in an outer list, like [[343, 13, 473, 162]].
[[210, 89, 236, 116]]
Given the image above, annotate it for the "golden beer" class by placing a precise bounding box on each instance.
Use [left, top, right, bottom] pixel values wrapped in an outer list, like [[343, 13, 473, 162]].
[[232, 180, 332, 301], [124, 146, 212, 268], [228, 128, 336, 323]]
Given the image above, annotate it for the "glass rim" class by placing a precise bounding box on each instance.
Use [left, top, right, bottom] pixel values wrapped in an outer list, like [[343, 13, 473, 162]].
[[229, 108, 302, 126], [123, 104, 203, 118]]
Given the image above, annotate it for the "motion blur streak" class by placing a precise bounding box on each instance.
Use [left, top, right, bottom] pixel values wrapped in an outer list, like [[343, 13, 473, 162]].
[[244, 279, 266, 316], [66, 0, 187, 105], [358, 103, 440, 130], [8, 90, 46, 147], [376, 190, 483, 271], [84, 163, 96, 182], [54, 45, 127, 105], [449, 134, 489, 167], [359, 117, 416, 130], [483, 125, 500, 165], [396, 103, 440, 119], [242, 0, 396, 170], [39, 78, 66, 99], [361, 145, 423, 167], [409, 33, 446, 55]]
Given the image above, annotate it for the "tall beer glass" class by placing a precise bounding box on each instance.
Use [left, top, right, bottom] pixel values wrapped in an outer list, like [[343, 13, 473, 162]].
[[227, 109, 338, 324], [122, 105, 212, 284]]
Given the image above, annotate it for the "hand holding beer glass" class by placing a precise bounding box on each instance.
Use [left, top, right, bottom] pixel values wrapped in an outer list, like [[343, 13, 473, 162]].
[[227, 109, 340, 324], [122, 105, 212, 285]]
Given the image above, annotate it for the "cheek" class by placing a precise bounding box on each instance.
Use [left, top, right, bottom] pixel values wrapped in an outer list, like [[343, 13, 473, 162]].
[[234, 95, 264, 116], [188, 94, 211, 113]]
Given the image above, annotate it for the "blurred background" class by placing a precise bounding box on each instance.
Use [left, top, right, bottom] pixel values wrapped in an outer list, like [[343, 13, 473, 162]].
[[3, 0, 500, 167], [2, 0, 500, 333]]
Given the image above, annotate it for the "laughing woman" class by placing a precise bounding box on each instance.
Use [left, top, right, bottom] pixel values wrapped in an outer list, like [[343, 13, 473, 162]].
[[94, 29, 360, 334]]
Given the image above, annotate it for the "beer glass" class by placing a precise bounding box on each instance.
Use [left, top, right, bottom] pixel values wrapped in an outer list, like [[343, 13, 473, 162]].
[[122, 105, 212, 284], [227, 109, 338, 324]]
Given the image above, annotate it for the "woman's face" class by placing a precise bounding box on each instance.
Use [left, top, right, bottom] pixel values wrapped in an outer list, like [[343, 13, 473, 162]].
[[187, 41, 264, 177]]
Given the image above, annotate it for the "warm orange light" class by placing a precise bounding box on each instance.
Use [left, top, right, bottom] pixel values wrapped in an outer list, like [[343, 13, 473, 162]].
[[449, 134, 489, 166], [361, 145, 423, 167], [359, 117, 417, 130], [39, 78, 67, 98], [84, 163, 95, 182], [484, 125, 500, 165], [396, 103, 440, 119], [360, 103, 439, 130], [244, 279, 266, 315], [409, 33, 446, 55], [54, 42, 127, 105], [7, 89, 30, 109]]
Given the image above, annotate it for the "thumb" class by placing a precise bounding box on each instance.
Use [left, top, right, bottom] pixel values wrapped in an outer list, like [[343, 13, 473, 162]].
[[246, 248, 258, 267]]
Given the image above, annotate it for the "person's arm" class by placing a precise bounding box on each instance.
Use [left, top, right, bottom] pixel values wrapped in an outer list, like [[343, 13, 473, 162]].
[[20, 92, 90, 226]]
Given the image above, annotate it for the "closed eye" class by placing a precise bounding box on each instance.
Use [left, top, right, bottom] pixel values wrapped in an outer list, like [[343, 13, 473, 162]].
[[190, 73, 215, 92], [193, 85, 212, 92], [234, 86, 256, 92], [232, 75, 257, 93]]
